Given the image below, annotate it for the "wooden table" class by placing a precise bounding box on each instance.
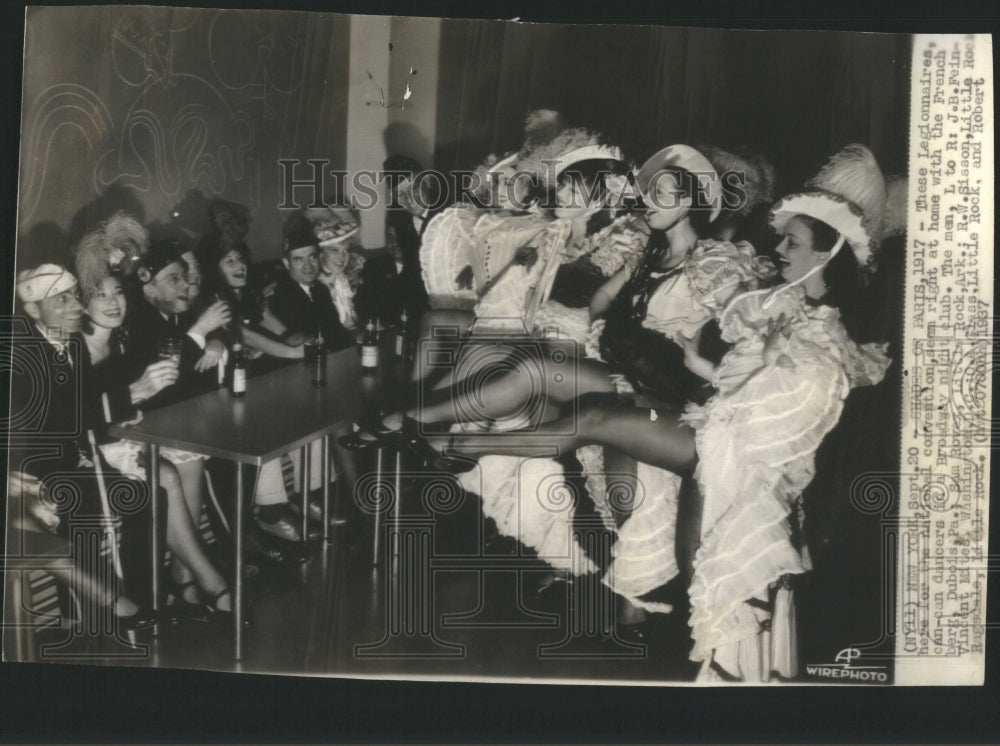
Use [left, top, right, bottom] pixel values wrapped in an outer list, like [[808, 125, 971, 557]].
[[110, 348, 361, 660]]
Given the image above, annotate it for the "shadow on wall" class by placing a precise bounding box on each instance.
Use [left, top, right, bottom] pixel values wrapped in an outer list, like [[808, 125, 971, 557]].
[[384, 121, 432, 169], [17, 187, 227, 270], [66, 185, 147, 255], [17, 221, 72, 269], [18, 185, 147, 269], [145, 190, 214, 250]]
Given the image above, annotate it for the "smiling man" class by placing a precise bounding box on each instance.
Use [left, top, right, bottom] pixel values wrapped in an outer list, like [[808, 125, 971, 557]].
[[268, 209, 353, 350], [10, 263, 160, 625], [130, 239, 232, 409]]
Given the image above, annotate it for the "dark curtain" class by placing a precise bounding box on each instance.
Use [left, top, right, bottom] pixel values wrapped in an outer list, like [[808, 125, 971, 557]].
[[435, 22, 910, 196]]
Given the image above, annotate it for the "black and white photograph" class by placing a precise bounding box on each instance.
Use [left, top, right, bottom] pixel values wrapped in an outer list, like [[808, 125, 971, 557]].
[[2, 5, 991, 691]]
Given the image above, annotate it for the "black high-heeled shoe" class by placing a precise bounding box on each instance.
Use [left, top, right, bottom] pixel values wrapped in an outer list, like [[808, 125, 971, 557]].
[[405, 432, 478, 475], [203, 587, 248, 626], [165, 580, 211, 624], [115, 606, 158, 645], [338, 423, 384, 451]]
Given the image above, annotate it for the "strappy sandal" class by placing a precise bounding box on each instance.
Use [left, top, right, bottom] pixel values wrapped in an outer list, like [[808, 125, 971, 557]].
[[205, 587, 250, 626]]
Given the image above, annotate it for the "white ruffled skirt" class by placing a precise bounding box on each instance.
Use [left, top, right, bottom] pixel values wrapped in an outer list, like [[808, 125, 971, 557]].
[[100, 439, 207, 482]]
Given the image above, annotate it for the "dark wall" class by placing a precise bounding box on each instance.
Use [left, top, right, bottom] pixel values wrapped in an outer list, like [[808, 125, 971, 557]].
[[18, 6, 350, 267], [434, 22, 910, 201]]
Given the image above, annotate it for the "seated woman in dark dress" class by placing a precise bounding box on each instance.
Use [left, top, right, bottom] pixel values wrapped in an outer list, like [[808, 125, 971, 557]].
[[76, 265, 233, 619]]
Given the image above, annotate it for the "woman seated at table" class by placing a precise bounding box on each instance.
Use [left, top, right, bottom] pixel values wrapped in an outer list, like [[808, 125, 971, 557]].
[[197, 215, 304, 363], [73, 221, 233, 619], [199, 212, 348, 536]]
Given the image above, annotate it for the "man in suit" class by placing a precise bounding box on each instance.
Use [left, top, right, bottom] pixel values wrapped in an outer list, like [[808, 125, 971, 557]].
[[132, 241, 310, 553], [355, 224, 405, 328], [131, 239, 232, 409], [382, 154, 451, 324], [268, 211, 354, 351], [263, 210, 359, 526], [9, 264, 161, 626]]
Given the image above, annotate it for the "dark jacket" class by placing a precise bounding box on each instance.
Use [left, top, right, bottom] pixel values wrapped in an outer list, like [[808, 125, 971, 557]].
[[124, 299, 216, 411], [386, 208, 443, 319], [8, 319, 162, 607], [267, 271, 354, 351], [356, 250, 404, 326], [8, 322, 91, 478]]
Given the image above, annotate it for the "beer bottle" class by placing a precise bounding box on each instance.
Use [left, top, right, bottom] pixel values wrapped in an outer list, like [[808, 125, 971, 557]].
[[361, 317, 379, 374], [311, 326, 326, 385], [230, 340, 246, 397], [395, 308, 408, 358]]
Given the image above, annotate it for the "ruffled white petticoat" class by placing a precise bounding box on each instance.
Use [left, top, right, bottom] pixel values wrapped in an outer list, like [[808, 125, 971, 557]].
[[100, 439, 207, 481], [684, 285, 890, 680]]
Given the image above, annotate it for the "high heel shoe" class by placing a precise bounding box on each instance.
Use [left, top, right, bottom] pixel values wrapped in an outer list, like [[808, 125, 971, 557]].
[[165, 580, 211, 624], [204, 587, 250, 626], [405, 432, 478, 475], [339, 413, 415, 451], [114, 604, 158, 645], [338, 422, 384, 451]]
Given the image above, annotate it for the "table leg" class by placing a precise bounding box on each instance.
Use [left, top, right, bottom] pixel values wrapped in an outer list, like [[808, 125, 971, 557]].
[[321, 436, 331, 543], [234, 462, 244, 661], [147, 445, 161, 617], [393, 448, 402, 559], [301, 445, 311, 545], [373, 446, 384, 566]]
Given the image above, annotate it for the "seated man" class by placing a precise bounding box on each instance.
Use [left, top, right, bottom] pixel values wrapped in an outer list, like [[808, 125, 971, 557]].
[[8, 264, 161, 633], [130, 239, 231, 407], [131, 241, 306, 554], [264, 210, 359, 523], [268, 210, 354, 350]]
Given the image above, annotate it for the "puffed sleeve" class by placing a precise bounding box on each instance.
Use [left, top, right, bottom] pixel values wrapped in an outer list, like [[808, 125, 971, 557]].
[[587, 214, 650, 277]]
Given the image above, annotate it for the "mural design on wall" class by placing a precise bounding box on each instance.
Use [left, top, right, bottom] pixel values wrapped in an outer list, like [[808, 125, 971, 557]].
[[94, 73, 258, 204], [99, 12, 261, 208], [208, 11, 307, 99], [207, 10, 310, 148], [20, 8, 316, 228], [20, 83, 114, 223]]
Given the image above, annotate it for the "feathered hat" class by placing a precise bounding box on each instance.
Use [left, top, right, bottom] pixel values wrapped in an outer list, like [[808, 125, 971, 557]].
[[882, 174, 908, 239], [635, 144, 724, 223], [469, 109, 570, 204], [517, 127, 624, 191], [304, 206, 360, 247], [769, 144, 887, 267], [72, 212, 148, 301], [698, 146, 777, 218]]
